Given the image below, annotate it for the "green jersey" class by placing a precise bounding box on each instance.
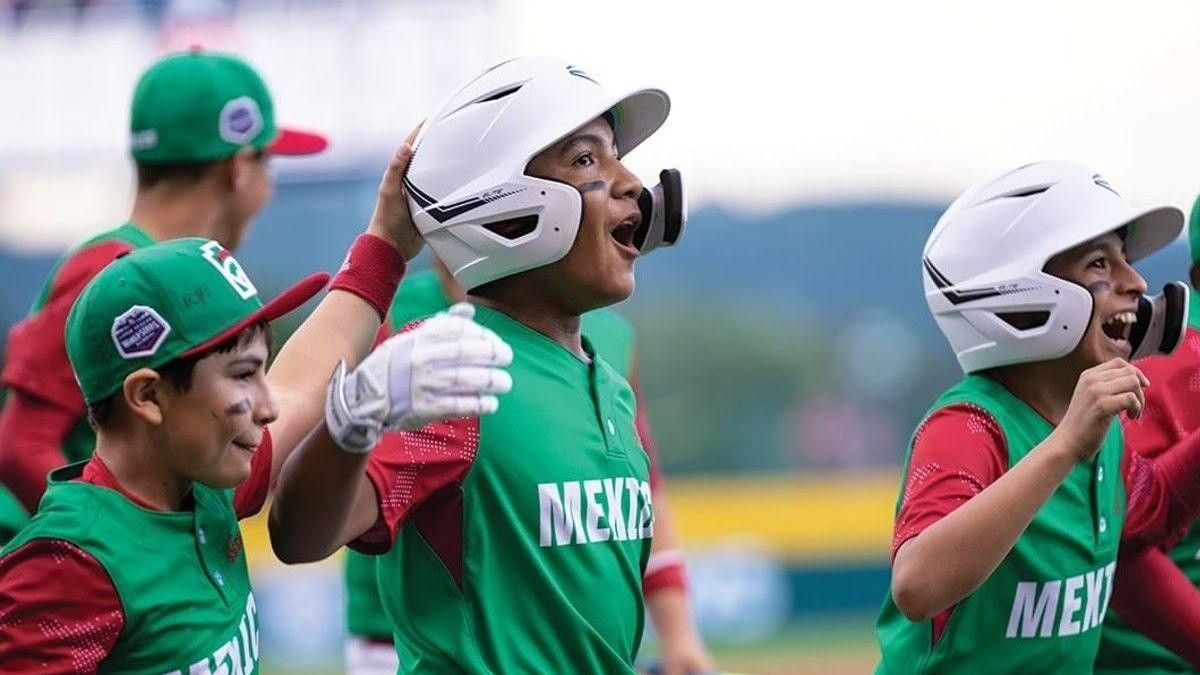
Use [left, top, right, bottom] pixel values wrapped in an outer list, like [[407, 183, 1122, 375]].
[[0, 483, 26, 544], [344, 269, 639, 642], [2, 461, 258, 673], [875, 373, 1125, 674], [355, 303, 652, 673]]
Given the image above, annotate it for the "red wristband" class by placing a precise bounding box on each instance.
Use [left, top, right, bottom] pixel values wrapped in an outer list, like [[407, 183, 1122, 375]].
[[643, 550, 689, 596], [329, 234, 406, 319]]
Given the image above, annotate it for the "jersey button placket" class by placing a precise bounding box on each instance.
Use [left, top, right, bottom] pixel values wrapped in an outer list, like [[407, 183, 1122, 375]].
[[195, 507, 230, 604], [589, 361, 617, 457]]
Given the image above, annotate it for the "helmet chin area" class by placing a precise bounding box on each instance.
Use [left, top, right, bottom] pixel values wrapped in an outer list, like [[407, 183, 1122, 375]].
[[634, 168, 686, 254]]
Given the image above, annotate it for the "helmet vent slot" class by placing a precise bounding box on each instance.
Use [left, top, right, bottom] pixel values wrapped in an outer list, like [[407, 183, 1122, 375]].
[[993, 185, 1052, 201], [475, 85, 524, 104], [996, 311, 1051, 330], [483, 215, 538, 240]]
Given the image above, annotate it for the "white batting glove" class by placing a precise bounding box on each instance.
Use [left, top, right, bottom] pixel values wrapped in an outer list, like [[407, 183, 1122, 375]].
[[325, 302, 514, 453]]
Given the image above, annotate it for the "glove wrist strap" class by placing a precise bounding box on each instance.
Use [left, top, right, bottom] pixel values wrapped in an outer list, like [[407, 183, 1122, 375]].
[[324, 361, 383, 454]]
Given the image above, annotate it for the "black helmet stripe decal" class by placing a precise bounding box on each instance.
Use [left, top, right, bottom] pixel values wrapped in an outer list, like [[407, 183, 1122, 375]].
[[924, 257, 1005, 305], [406, 177, 527, 224]]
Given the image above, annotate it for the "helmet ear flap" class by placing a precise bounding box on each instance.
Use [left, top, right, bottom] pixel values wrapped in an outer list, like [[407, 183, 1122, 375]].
[[518, 172, 584, 249], [443, 175, 584, 291], [939, 273, 1095, 373]]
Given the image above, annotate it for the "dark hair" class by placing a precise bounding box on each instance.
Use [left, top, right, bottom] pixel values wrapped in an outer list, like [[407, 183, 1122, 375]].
[[87, 320, 272, 428], [134, 150, 264, 190], [135, 159, 221, 190]]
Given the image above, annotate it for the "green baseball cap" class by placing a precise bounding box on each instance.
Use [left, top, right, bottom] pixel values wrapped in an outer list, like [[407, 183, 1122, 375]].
[[130, 49, 327, 163], [66, 238, 329, 404]]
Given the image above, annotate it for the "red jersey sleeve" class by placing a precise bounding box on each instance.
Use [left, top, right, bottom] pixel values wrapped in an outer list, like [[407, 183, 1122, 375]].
[[890, 404, 1008, 645], [892, 404, 1008, 558], [1125, 342, 1200, 462], [233, 428, 274, 519], [0, 240, 135, 513], [0, 539, 123, 672], [1121, 426, 1200, 549], [0, 393, 80, 513], [2, 240, 135, 406], [1110, 546, 1200, 668], [350, 417, 481, 555]]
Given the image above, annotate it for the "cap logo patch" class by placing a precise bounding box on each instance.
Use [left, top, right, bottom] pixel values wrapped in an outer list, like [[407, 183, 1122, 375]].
[[219, 96, 263, 145], [200, 240, 258, 300], [130, 129, 158, 151], [111, 305, 172, 359]]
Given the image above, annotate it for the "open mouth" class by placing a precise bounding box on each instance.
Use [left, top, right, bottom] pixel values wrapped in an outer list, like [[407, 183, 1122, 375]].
[[611, 219, 638, 249], [1101, 311, 1136, 346]]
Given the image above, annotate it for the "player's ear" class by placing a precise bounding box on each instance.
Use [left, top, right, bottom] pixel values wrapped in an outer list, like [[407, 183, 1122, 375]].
[[226, 147, 258, 192], [122, 368, 165, 426]]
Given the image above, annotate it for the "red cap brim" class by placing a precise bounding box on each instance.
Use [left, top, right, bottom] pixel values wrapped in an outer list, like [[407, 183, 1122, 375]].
[[270, 128, 328, 155], [181, 272, 330, 358]]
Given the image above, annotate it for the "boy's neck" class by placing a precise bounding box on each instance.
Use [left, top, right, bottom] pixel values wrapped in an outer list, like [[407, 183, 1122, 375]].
[[130, 183, 226, 246], [987, 358, 1082, 427], [94, 434, 192, 512], [470, 278, 585, 361]]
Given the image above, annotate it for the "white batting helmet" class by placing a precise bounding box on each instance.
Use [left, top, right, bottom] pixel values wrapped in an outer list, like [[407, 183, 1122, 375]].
[[924, 160, 1184, 373], [405, 57, 672, 291]]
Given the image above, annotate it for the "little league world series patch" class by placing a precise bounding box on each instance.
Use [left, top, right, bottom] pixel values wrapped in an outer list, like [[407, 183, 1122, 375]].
[[111, 305, 171, 359]]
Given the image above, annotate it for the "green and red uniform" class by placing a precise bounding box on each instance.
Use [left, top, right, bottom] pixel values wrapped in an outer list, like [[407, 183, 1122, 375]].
[[1096, 290, 1200, 674], [0, 235, 341, 671], [0, 49, 326, 544], [344, 270, 678, 649], [876, 372, 1200, 674], [352, 302, 654, 672], [0, 223, 154, 536], [0, 440, 272, 671]]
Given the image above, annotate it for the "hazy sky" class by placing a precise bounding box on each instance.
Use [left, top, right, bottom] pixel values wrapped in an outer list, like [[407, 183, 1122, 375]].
[[4, 0, 1200, 248], [505, 0, 1200, 211]]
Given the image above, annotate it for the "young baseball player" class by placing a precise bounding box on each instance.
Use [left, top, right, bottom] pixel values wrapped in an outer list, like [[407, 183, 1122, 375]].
[[0, 141, 513, 670], [1093, 193, 1200, 673], [0, 48, 326, 540], [875, 161, 1200, 674], [269, 57, 691, 673], [342, 259, 712, 675]]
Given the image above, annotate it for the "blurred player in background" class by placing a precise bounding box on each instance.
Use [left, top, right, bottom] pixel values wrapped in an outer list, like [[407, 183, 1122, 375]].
[[0, 48, 326, 543], [0, 139, 514, 669], [342, 257, 712, 675], [1094, 193, 1200, 673], [876, 161, 1200, 673], [269, 57, 711, 673]]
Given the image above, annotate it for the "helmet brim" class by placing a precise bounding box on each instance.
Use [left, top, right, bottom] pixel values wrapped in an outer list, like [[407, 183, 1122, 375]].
[[1125, 205, 1185, 262], [610, 88, 670, 158]]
